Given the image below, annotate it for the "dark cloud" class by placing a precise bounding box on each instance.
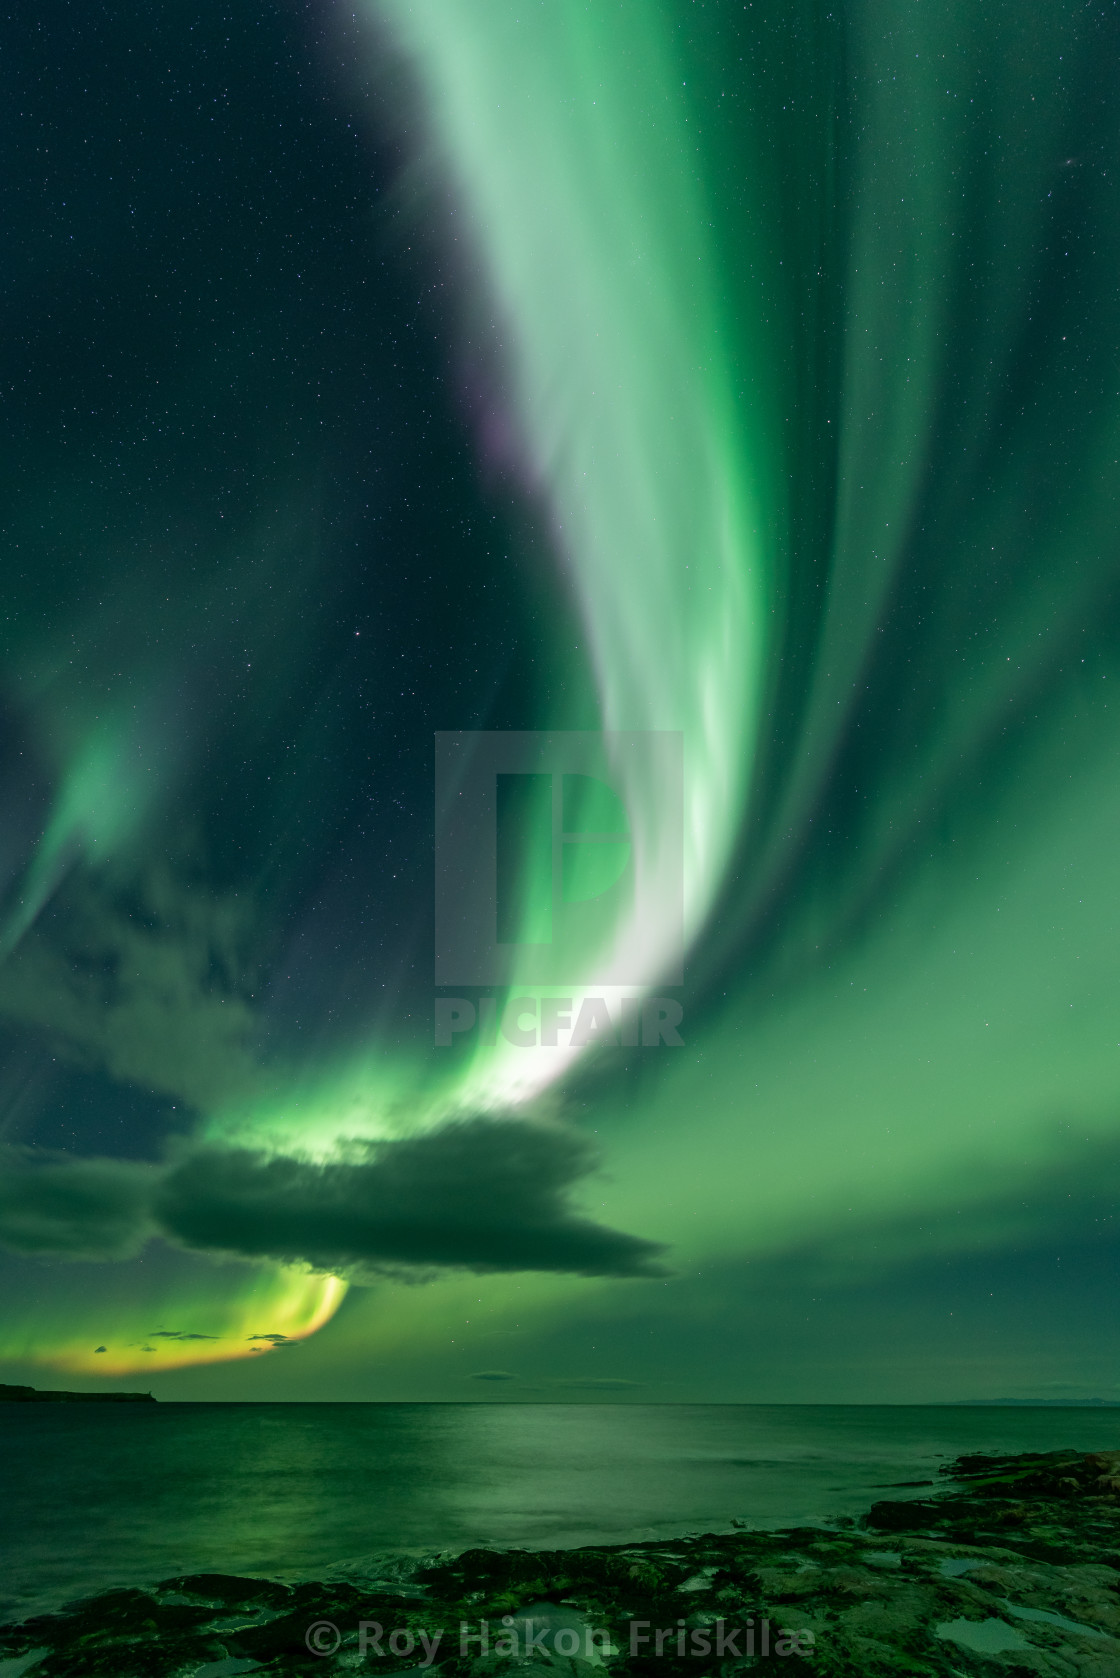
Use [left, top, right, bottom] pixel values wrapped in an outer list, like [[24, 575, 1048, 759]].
[[153, 1120, 667, 1279], [148, 1329, 219, 1341], [469, 1370, 519, 1381], [93, 1346, 107, 1353], [0, 865, 261, 1114], [0, 1146, 153, 1259], [549, 1377, 641, 1390], [0, 1120, 668, 1281]]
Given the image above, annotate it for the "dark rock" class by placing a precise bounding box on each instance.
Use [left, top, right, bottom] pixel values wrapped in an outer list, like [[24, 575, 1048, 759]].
[[865, 1500, 945, 1531], [159, 1573, 292, 1608]]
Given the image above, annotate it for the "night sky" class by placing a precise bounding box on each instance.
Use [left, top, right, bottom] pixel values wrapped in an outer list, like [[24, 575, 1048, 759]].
[[2, 0, 1120, 1403]]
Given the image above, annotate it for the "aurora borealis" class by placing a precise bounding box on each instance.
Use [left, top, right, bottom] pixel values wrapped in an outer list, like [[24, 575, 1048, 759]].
[[2, 0, 1120, 1401]]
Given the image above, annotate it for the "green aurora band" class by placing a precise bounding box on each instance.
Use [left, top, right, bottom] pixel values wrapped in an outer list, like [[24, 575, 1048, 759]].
[[3, 0, 1120, 1396], [375, 0, 769, 1106]]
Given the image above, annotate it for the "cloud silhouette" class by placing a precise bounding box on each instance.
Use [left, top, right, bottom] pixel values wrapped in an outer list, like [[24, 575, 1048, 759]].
[[147, 1329, 219, 1341], [549, 1377, 642, 1390], [0, 1147, 153, 1259], [0, 1120, 668, 1281], [155, 1121, 668, 1279]]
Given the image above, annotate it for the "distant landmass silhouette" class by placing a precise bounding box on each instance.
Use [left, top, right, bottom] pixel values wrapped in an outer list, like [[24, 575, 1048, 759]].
[[0, 1383, 156, 1404], [953, 1397, 1120, 1407]]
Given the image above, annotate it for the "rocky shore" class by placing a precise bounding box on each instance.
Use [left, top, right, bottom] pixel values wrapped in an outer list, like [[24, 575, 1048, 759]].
[[3, 1448, 1120, 1676]]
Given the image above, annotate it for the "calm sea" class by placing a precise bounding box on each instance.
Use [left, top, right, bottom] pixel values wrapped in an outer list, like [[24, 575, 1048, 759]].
[[3, 1403, 1120, 1623]]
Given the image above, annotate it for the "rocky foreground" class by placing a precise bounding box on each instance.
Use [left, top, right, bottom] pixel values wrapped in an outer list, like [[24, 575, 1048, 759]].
[[4, 1449, 1120, 1676]]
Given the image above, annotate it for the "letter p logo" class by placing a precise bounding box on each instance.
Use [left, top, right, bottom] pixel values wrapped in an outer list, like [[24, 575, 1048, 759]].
[[435, 732, 682, 986]]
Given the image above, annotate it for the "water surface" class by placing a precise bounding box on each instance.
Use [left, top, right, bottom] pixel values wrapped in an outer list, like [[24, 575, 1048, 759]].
[[3, 1402, 1118, 1622]]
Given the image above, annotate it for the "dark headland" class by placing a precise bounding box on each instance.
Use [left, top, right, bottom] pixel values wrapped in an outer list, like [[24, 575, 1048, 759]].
[[0, 1382, 156, 1403], [3, 1447, 1120, 1674]]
